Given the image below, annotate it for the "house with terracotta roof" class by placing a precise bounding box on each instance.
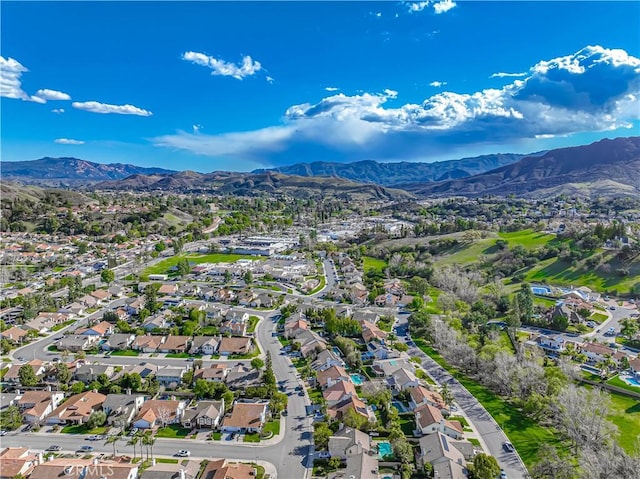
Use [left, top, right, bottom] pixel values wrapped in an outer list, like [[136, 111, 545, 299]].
[[4, 359, 47, 384], [312, 349, 345, 372], [159, 335, 191, 353], [29, 458, 138, 479], [629, 357, 640, 379], [221, 401, 268, 433], [190, 336, 220, 355], [46, 390, 106, 425], [157, 283, 179, 296], [90, 289, 111, 304], [218, 337, 252, 356], [414, 403, 463, 439], [408, 386, 446, 412], [132, 335, 166, 353], [418, 432, 468, 476], [79, 320, 114, 336], [194, 364, 228, 383], [58, 335, 100, 352], [317, 365, 350, 389], [580, 342, 616, 363], [0, 326, 27, 344], [284, 318, 308, 339], [200, 459, 255, 479], [323, 380, 358, 406], [0, 447, 41, 479], [18, 390, 65, 423], [361, 320, 388, 343], [132, 399, 186, 429], [328, 396, 374, 423]]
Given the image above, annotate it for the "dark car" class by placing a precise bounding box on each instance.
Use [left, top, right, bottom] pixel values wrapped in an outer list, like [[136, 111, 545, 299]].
[[503, 441, 515, 452], [46, 445, 61, 452]]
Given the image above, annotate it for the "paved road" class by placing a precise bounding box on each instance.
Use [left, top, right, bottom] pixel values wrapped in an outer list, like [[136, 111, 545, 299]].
[[394, 315, 528, 479], [4, 311, 312, 479]]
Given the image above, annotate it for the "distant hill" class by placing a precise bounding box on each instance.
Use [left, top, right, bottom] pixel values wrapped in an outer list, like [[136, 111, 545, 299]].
[[252, 153, 532, 186], [95, 171, 413, 201], [402, 137, 640, 198], [0, 157, 175, 185]]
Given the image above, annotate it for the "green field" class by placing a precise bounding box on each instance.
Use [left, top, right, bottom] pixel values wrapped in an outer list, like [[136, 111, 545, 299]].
[[497, 230, 557, 248], [415, 339, 561, 467], [363, 256, 387, 273], [605, 389, 640, 453], [263, 420, 280, 436], [247, 315, 260, 333], [141, 253, 259, 279], [155, 424, 190, 438], [606, 375, 640, 394]]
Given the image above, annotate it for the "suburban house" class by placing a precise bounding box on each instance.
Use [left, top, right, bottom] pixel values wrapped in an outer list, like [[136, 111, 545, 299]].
[[75, 364, 115, 383], [3, 360, 47, 384], [361, 321, 388, 343], [629, 358, 640, 379], [538, 335, 566, 351], [221, 401, 268, 433], [372, 358, 414, 377], [284, 318, 308, 339], [17, 391, 65, 423], [155, 367, 187, 388], [312, 349, 345, 372], [158, 335, 191, 354], [181, 400, 225, 429], [101, 333, 135, 351], [30, 458, 139, 479], [408, 386, 446, 412], [201, 459, 255, 479], [157, 284, 179, 296], [580, 342, 616, 363], [194, 364, 228, 383], [132, 335, 166, 353], [327, 426, 373, 459], [389, 367, 420, 391], [103, 394, 146, 427], [418, 432, 468, 478], [328, 396, 374, 423], [218, 337, 252, 356], [78, 321, 114, 336], [328, 452, 378, 479], [46, 390, 107, 425], [125, 362, 158, 379], [225, 364, 261, 389], [220, 318, 248, 336], [190, 336, 220, 355], [0, 447, 41, 479], [414, 404, 464, 439], [323, 380, 358, 406], [90, 289, 111, 304], [317, 365, 350, 389], [132, 400, 186, 429], [57, 335, 99, 352], [0, 326, 28, 344]]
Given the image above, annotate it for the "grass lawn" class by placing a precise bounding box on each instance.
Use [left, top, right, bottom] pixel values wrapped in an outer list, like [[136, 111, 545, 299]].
[[228, 344, 261, 360], [590, 312, 608, 323], [606, 391, 640, 453], [52, 319, 76, 331], [247, 316, 260, 333], [497, 229, 556, 248], [363, 256, 387, 273], [155, 424, 190, 438], [155, 458, 179, 464], [377, 317, 394, 332], [468, 438, 481, 447], [243, 433, 260, 443], [398, 416, 415, 436], [415, 339, 561, 468], [308, 388, 323, 404], [606, 375, 640, 394], [307, 275, 326, 295], [141, 253, 259, 280], [111, 350, 139, 356], [278, 337, 290, 347], [263, 420, 280, 436], [61, 424, 108, 435], [211, 432, 222, 440]]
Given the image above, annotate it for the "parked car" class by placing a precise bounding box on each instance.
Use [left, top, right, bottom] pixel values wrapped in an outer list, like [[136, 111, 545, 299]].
[[46, 445, 61, 451], [87, 435, 100, 441], [78, 446, 94, 452], [0, 430, 6, 436], [175, 450, 190, 457], [500, 470, 508, 479], [503, 441, 515, 452]]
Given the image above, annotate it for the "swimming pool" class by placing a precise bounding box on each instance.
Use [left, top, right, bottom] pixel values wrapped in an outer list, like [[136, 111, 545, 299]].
[[391, 401, 409, 413], [531, 286, 551, 295], [621, 375, 640, 387], [350, 374, 364, 385], [377, 441, 392, 459]]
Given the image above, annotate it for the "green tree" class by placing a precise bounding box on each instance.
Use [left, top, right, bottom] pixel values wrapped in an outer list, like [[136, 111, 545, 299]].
[[18, 364, 38, 386], [105, 434, 120, 457], [101, 269, 115, 285], [177, 259, 191, 277], [127, 435, 140, 461], [223, 270, 232, 284], [251, 357, 264, 370], [144, 284, 159, 314], [70, 381, 86, 393], [313, 421, 332, 450], [516, 283, 534, 321], [0, 405, 23, 430], [473, 453, 501, 479], [440, 382, 454, 408], [55, 362, 72, 384], [244, 270, 253, 284], [328, 457, 341, 470], [87, 410, 107, 429], [0, 338, 11, 354]]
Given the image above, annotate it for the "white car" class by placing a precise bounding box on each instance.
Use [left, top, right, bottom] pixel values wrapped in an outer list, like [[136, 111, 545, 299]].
[[176, 450, 191, 457]]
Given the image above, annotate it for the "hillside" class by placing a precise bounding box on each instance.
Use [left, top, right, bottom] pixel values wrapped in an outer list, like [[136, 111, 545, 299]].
[[403, 137, 640, 198], [95, 171, 414, 201], [253, 153, 530, 186], [1, 157, 175, 185]]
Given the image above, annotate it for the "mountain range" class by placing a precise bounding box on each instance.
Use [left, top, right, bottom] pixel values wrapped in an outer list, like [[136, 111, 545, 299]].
[[253, 153, 533, 186], [2, 136, 639, 198], [0, 157, 175, 185]]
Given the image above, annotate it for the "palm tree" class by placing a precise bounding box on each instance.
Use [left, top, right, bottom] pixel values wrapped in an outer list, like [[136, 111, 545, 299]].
[[142, 433, 156, 462], [127, 435, 139, 461], [105, 435, 119, 457]]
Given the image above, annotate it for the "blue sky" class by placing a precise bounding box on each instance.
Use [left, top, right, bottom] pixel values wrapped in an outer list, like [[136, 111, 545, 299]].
[[2, 1, 639, 172]]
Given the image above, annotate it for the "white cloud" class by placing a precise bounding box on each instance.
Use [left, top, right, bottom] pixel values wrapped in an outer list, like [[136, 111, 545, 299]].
[[429, 81, 447, 87], [34, 88, 71, 101], [433, 0, 456, 14], [490, 72, 527, 78], [325, 87, 340, 92], [154, 46, 640, 166], [72, 101, 153, 116], [1, 56, 31, 101], [266, 76, 275, 84], [192, 124, 202, 133], [54, 138, 85, 145], [408, 2, 430, 13], [182, 51, 262, 80], [52, 108, 65, 114]]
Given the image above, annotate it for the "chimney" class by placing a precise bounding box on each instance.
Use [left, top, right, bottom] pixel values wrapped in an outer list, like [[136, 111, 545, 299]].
[[179, 470, 186, 479], [93, 458, 99, 466]]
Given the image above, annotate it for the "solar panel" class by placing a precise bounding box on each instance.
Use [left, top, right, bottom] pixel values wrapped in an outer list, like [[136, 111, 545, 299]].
[[440, 433, 449, 452]]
